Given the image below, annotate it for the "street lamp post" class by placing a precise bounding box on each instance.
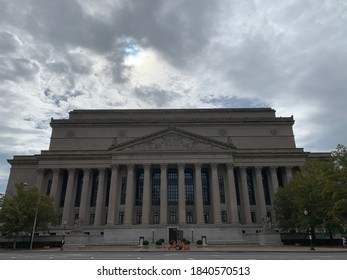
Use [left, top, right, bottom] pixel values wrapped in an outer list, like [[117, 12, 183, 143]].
[[152, 229, 155, 244], [304, 209, 315, 251], [61, 220, 67, 251], [30, 195, 41, 250]]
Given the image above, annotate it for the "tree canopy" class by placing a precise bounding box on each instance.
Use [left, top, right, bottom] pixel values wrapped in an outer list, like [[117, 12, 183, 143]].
[[0, 192, 4, 209], [0, 183, 56, 247], [274, 145, 347, 237]]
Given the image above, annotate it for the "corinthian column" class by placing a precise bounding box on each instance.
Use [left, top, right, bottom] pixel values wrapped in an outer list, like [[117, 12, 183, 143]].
[[94, 168, 106, 226], [50, 168, 61, 210], [160, 164, 168, 224], [178, 163, 186, 224], [255, 167, 267, 220], [124, 164, 135, 225], [240, 167, 252, 224], [107, 164, 119, 225], [194, 163, 204, 224], [226, 163, 239, 223], [62, 168, 76, 226], [35, 168, 45, 193], [141, 164, 151, 225], [270, 166, 279, 200], [211, 163, 222, 224], [78, 168, 90, 225]]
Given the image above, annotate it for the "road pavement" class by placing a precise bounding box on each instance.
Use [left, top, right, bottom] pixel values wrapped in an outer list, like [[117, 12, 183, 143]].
[[1, 244, 346, 260]]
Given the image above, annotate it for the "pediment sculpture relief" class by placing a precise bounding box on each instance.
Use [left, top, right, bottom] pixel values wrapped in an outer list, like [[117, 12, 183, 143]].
[[131, 133, 223, 151]]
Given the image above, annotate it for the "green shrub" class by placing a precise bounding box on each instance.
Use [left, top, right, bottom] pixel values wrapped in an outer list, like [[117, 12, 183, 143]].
[[142, 240, 149, 246], [155, 240, 162, 245], [196, 239, 203, 245], [183, 240, 190, 245]]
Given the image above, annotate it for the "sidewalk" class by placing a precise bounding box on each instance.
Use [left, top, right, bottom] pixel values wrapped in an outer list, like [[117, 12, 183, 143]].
[[1, 244, 346, 253], [60, 244, 347, 253]]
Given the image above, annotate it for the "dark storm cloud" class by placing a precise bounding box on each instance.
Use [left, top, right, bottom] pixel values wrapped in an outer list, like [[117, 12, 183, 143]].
[[203, 95, 269, 108], [0, 58, 39, 82], [46, 52, 92, 75], [0, 31, 19, 54], [106, 41, 133, 84], [67, 52, 92, 75], [23, 0, 115, 53], [46, 62, 70, 74], [220, 36, 283, 97], [113, 0, 221, 67], [133, 86, 181, 107], [43, 87, 84, 108], [0, 0, 221, 85]]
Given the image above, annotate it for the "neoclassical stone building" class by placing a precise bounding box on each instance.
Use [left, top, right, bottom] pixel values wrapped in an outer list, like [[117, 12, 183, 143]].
[[6, 108, 327, 245]]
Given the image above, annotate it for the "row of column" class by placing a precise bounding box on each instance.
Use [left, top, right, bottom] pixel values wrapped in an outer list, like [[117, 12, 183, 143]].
[[35, 164, 294, 227]]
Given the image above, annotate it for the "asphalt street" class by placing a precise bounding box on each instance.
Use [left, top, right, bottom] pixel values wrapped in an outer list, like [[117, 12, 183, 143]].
[[1, 249, 347, 260]]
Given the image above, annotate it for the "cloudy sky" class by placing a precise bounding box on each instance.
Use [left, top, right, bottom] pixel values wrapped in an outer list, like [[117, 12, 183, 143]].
[[1, 0, 346, 193]]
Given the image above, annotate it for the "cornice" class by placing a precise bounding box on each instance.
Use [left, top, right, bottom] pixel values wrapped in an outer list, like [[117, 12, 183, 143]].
[[50, 117, 294, 127], [50, 107, 295, 127]]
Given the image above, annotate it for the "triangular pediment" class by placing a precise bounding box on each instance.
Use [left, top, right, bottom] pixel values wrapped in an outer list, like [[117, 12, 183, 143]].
[[109, 127, 236, 153]]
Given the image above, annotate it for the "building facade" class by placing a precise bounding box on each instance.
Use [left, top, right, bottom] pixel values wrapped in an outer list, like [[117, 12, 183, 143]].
[[5, 108, 325, 245]]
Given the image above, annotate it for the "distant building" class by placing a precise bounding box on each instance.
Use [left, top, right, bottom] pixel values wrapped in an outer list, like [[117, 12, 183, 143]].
[[5, 108, 328, 245]]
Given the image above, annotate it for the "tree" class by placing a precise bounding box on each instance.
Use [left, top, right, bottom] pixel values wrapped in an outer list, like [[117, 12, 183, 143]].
[[274, 145, 347, 239], [0, 183, 56, 249], [0, 192, 4, 208], [331, 144, 347, 230]]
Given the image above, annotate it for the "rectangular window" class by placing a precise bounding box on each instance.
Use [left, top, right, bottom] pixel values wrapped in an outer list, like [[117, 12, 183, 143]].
[[136, 170, 144, 206], [74, 213, 79, 222], [262, 169, 272, 205], [90, 169, 99, 207], [105, 169, 111, 207], [246, 168, 256, 205], [202, 168, 210, 205], [59, 170, 68, 207], [120, 177, 127, 205], [153, 212, 159, 224], [234, 169, 241, 205], [267, 211, 272, 221], [170, 212, 177, 224], [90, 213, 95, 225], [75, 170, 83, 207], [57, 214, 62, 225], [251, 211, 256, 223], [204, 212, 210, 223], [186, 212, 193, 224], [168, 169, 178, 205], [221, 211, 227, 223], [118, 212, 125, 224], [185, 169, 194, 205], [46, 179, 52, 196], [152, 169, 161, 205], [136, 213, 142, 224], [277, 167, 284, 187], [219, 175, 226, 204]]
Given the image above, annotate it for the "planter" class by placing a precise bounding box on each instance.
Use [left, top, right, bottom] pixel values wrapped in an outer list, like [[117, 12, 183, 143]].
[[142, 240, 150, 248]]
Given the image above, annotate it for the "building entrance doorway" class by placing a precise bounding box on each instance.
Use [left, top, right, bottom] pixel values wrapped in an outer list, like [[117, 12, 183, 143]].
[[169, 228, 183, 242]]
